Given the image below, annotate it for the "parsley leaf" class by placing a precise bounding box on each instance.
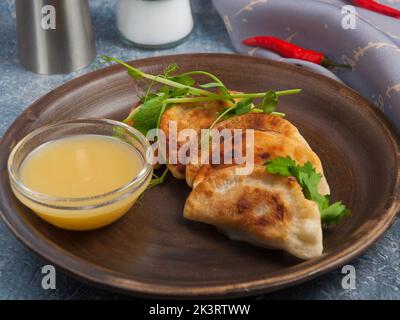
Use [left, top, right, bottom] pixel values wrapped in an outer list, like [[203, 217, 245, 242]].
[[265, 156, 350, 225], [320, 200, 350, 225], [264, 156, 296, 176]]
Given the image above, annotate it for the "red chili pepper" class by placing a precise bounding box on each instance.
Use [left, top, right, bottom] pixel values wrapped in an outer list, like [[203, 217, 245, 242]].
[[243, 36, 351, 69], [353, 0, 400, 18]]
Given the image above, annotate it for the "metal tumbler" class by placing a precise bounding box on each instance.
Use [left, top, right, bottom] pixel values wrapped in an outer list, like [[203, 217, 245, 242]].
[[15, 0, 96, 74]]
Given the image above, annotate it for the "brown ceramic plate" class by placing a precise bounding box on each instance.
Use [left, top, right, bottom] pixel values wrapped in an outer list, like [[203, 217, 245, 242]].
[[1, 54, 399, 298]]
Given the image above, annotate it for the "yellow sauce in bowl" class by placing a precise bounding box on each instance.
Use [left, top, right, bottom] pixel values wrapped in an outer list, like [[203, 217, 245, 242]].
[[8, 120, 152, 231], [20, 135, 143, 198]]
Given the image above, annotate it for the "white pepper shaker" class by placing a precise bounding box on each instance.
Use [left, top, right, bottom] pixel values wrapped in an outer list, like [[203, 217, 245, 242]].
[[116, 0, 194, 49]]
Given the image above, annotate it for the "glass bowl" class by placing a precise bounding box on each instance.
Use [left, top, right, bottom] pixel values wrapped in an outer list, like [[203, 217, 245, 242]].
[[8, 119, 153, 231]]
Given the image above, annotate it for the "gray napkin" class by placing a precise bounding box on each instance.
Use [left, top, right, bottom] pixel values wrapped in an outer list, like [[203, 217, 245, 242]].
[[212, 0, 400, 133]]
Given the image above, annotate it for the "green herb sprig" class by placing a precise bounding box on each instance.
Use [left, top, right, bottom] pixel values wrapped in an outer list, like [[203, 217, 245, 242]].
[[101, 55, 301, 136], [102, 56, 302, 190], [147, 166, 169, 190], [265, 156, 350, 225]]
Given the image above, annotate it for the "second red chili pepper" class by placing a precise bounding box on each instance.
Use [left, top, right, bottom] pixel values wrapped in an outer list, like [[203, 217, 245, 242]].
[[353, 0, 400, 18], [243, 36, 351, 69]]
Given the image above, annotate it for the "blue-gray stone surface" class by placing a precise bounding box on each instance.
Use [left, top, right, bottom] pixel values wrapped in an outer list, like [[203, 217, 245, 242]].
[[0, 0, 398, 300]]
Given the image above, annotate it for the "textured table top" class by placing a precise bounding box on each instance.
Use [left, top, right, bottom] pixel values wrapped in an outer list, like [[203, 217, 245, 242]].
[[0, 0, 399, 300]]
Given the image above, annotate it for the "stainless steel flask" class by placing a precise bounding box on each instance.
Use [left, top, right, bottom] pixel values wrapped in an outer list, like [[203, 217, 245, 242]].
[[16, 0, 96, 74]]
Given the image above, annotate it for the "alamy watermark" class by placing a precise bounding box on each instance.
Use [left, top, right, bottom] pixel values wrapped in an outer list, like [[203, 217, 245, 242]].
[[41, 5, 56, 30], [145, 121, 256, 176], [41, 265, 56, 290], [341, 264, 356, 290], [342, 5, 357, 30]]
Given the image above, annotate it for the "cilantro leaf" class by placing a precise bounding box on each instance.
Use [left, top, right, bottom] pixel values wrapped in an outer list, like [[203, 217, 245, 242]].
[[265, 156, 296, 176], [294, 162, 322, 201], [132, 95, 167, 135], [320, 201, 350, 225], [265, 157, 350, 225]]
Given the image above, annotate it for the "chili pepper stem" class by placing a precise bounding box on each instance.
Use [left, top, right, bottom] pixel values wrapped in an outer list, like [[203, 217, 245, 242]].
[[322, 57, 352, 70], [329, 63, 353, 69]]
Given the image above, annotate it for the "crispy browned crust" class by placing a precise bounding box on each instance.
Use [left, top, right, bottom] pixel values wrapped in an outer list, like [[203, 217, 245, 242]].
[[214, 113, 310, 147], [185, 167, 292, 241], [185, 113, 312, 187], [186, 130, 327, 192], [184, 166, 323, 259], [159, 101, 225, 179]]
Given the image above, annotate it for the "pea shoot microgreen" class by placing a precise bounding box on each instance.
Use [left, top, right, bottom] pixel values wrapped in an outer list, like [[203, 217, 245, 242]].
[[146, 166, 169, 190], [101, 55, 302, 189]]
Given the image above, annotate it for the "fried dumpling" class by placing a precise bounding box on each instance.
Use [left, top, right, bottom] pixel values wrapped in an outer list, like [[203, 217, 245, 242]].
[[214, 113, 311, 148], [159, 100, 225, 179], [184, 166, 323, 260], [185, 112, 320, 188], [186, 130, 330, 195]]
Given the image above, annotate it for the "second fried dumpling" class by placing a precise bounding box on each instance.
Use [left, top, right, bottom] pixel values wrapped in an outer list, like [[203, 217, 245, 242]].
[[186, 130, 330, 195], [214, 113, 311, 148], [184, 166, 323, 260]]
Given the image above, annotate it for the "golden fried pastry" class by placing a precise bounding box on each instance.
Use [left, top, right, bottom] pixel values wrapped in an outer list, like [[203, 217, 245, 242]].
[[184, 165, 323, 260], [186, 130, 330, 195], [214, 113, 311, 148], [159, 100, 225, 179]]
